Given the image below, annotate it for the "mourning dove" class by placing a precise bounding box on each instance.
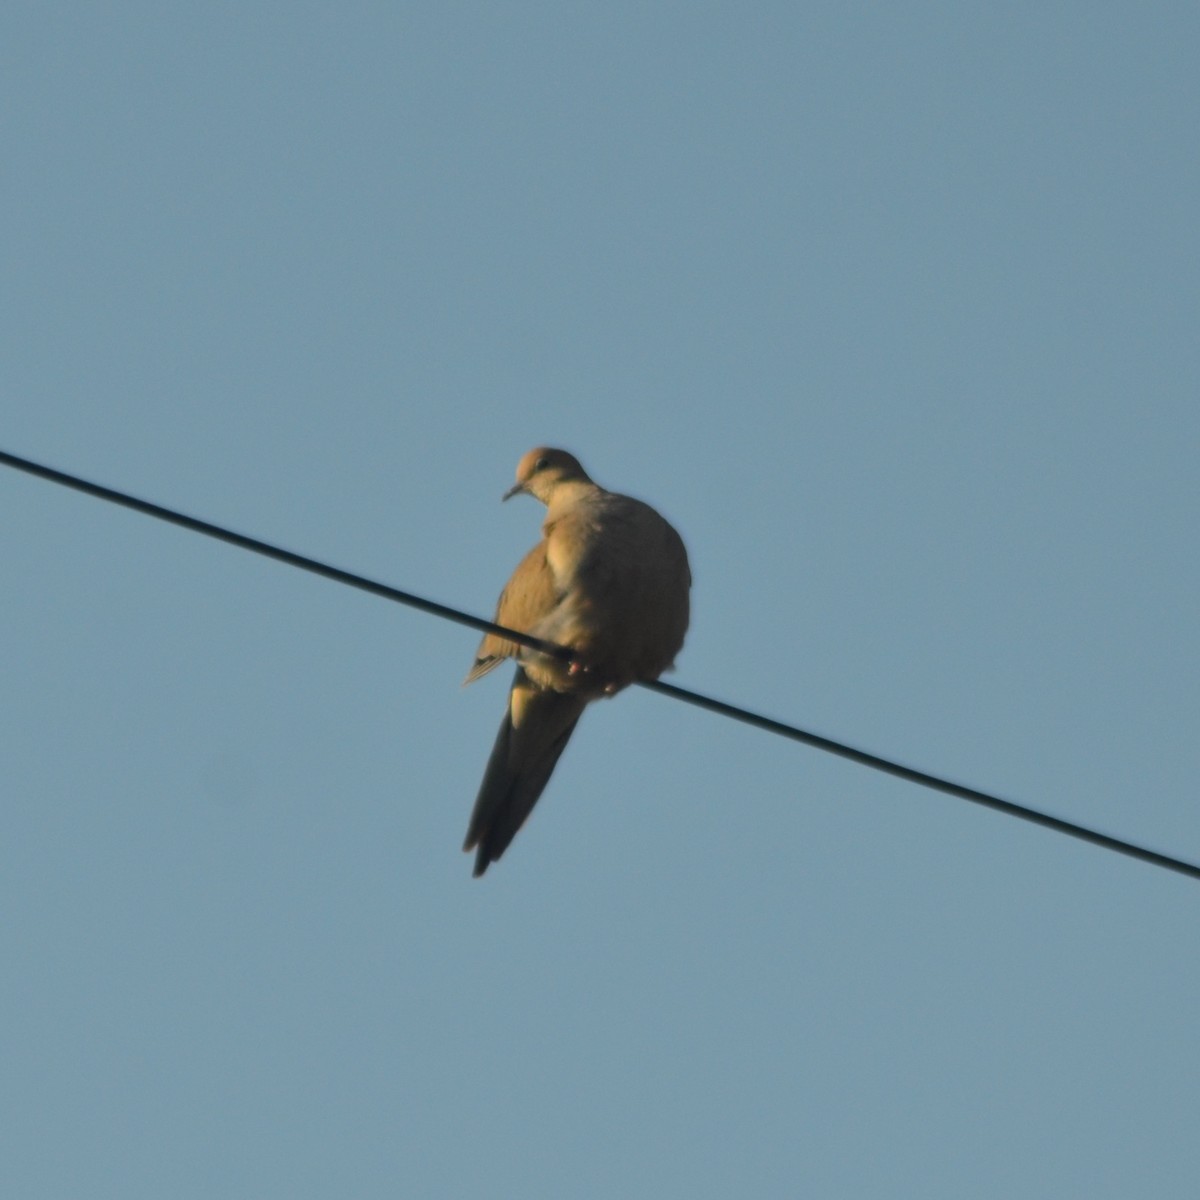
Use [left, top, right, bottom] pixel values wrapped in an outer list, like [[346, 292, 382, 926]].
[[463, 447, 691, 876]]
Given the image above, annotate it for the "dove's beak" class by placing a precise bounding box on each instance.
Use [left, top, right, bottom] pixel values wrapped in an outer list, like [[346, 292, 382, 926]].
[[502, 482, 526, 502]]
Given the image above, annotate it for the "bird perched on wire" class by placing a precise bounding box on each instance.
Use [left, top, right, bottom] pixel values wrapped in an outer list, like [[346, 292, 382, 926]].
[[463, 447, 691, 876]]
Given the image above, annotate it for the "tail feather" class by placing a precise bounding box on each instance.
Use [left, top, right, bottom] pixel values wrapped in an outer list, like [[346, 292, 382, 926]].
[[464, 668, 586, 876]]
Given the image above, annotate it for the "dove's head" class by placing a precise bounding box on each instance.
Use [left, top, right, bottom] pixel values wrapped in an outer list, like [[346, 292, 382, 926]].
[[504, 447, 592, 504]]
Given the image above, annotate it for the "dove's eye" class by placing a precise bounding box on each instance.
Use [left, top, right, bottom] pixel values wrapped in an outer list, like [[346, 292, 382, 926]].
[[534, 456, 550, 471]]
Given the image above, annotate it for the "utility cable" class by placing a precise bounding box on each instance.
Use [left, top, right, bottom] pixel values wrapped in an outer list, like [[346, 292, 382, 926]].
[[3, 446, 1197, 883]]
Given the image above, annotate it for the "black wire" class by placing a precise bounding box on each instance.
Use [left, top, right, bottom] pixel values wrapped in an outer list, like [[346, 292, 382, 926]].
[[0, 448, 571, 663], [642, 678, 1199, 880], [3, 446, 1197, 883]]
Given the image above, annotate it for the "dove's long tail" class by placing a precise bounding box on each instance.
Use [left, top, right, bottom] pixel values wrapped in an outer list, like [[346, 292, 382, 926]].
[[464, 667, 587, 877]]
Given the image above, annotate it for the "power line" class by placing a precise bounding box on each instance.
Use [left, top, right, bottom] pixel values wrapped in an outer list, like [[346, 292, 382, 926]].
[[0, 448, 571, 663], [641, 678, 1199, 879], [3, 446, 1197, 883]]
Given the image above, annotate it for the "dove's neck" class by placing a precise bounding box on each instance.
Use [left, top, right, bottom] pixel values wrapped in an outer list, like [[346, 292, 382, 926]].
[[542, 479, 603, 514]]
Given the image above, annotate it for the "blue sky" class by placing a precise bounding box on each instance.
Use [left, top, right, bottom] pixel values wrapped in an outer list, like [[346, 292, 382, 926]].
[[3, 4, 1198, 1197]]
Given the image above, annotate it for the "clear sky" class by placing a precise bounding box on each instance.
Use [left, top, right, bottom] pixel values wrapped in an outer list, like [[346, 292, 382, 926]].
[[3, 4, 1198, 1197]]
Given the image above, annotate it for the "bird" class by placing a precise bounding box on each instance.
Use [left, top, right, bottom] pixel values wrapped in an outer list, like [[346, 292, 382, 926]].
[[463, 447, 691, 876]]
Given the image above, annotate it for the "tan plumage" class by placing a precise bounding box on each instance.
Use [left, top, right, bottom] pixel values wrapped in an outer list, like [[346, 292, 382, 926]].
[[463, 447, 691, 876]]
